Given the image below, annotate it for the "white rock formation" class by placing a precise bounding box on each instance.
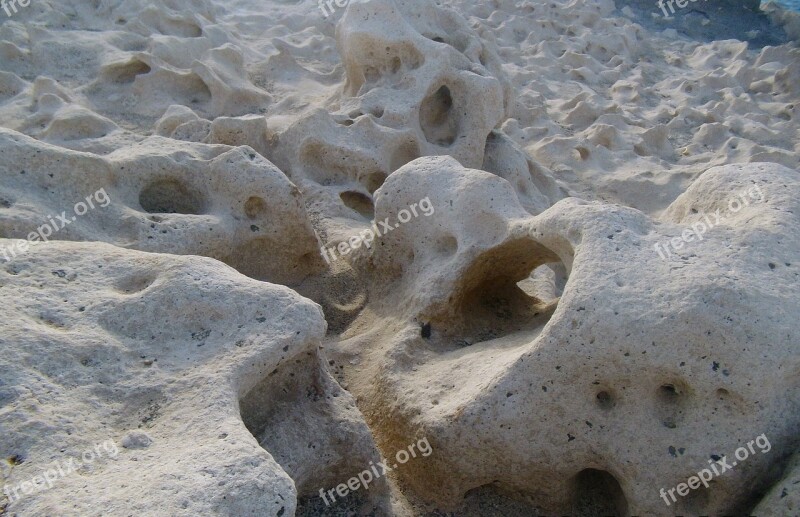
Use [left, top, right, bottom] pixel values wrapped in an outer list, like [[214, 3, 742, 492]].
[[335, 159, 800, 516], [1, 0, 799, 515]]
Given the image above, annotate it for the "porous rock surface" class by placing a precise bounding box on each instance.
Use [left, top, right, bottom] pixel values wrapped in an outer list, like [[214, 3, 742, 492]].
[[336, 158, 800, 515], [0, 0, 799, 515], [0, 241, 385, 516]]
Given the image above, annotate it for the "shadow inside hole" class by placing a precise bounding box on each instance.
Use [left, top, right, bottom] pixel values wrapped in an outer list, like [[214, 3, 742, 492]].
[[420, 85, 458, 147], [240, 353, 383, 509], [340, 191, 375, 220], [656, 381, 689, 429], [389, 141, 421, 173], [596, 389, 616, 410], [107, 59, 151, 84], [244, 196, 268, 219], [571, 468, 628, 517], [444, 482, 544, 516], [139, 179, 207, 215], [430, 238, 566, 348]]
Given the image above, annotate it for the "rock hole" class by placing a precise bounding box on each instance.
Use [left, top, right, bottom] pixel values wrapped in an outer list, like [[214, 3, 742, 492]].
[[683, 484, 711, 514], [658, 383, 681, 402], [420, 85, 458, 147], [139, 179, 207, 215], [434, 234, 458, 256], [389, 141, 421, 172], [225, 237, 322, 285], [455, 483, 542, 515], [340, 191, 375, 220], [574, 146, 590, 160], [572, 469, 628, 517], [362, 171, 388, 195], [430, 238, 565, 347], [363, 66, 381, 84], [244, 196, 268, 219], [596, 390, 615, 410], [115, 272, 157, 294], [656, 381, 689, 429], [108, 59, 151, 84]]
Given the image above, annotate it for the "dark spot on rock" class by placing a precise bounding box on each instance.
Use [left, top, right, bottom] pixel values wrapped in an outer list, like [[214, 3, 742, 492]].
[[668, 446, 677, 457], [769, 263, 776, 270], [712, 361, 720, 372], [256, 317, 266, 323], [568, 433, 575, 442], [191, 329, 211, 341], [421, 322, 431, 339]]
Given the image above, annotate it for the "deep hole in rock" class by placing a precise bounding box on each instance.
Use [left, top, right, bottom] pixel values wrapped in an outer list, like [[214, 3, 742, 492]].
[[340, 191, 375, 220], [572, 468, 628, 517], [430, 238, 565, 347], [139, 179, 207, 215], [420, 85, 458, 147]]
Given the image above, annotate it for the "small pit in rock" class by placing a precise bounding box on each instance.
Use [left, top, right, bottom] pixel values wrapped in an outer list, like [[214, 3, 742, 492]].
[[139, 179, 207, 215]]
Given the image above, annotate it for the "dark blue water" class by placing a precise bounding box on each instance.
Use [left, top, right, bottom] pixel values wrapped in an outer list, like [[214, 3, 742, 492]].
[[775, 0, 800, 11]]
